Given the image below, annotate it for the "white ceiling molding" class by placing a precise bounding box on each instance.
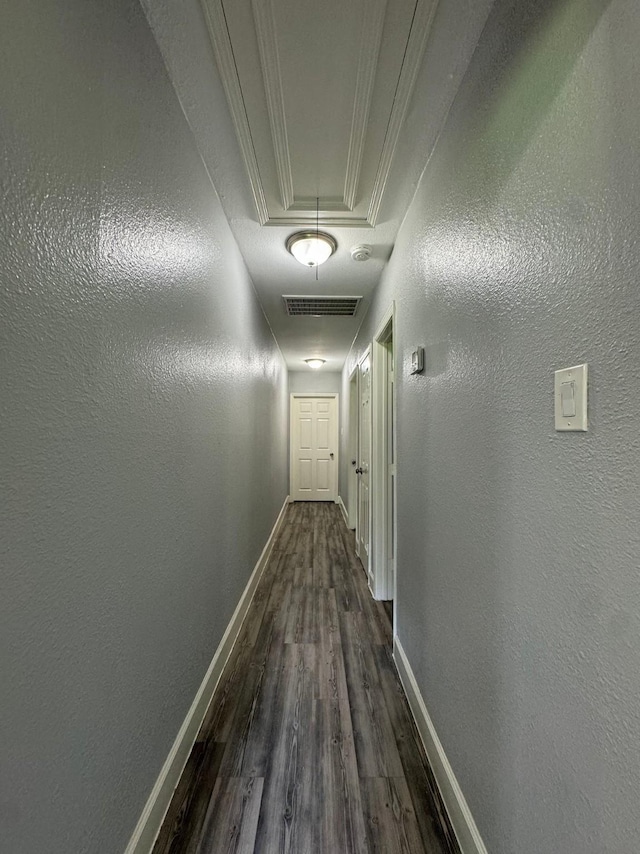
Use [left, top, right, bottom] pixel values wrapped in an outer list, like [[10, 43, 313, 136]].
[[251, 0, 294, 211], [203, 0, 438, 228], [289, 197, 350, 213], [143, 0, 501, 370], [343, 0, 388, 212], [201, 0, 270, 225], [263, 216, 373, 229], [367, 0, 439, 226]]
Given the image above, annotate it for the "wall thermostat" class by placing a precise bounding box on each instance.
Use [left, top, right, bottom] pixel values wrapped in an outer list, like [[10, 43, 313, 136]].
[[410, 347, 424, 374]]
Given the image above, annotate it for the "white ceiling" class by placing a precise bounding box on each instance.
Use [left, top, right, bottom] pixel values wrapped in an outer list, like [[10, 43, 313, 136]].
[[141, 0, 494, 371]]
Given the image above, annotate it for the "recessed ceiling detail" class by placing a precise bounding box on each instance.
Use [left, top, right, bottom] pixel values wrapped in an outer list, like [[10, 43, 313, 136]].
[[201, 0, 438, 227], [283, 296, 362, 317]]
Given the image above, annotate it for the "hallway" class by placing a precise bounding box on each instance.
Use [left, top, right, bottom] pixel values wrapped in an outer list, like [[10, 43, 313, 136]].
[[153, 503, 457, 854], [5, 0, 640, 851]]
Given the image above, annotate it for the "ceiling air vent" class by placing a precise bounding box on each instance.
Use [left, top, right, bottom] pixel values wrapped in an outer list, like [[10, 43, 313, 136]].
[[283, 296, 361, 317]]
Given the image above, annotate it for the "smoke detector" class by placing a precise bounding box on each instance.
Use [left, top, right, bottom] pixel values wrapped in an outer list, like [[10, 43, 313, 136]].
[[350, 244, 372, 262]]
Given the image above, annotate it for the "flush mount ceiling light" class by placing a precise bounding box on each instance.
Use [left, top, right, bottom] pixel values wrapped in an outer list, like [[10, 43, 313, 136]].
[[305, 358, 326, 369], [286, 231, 337, 267]]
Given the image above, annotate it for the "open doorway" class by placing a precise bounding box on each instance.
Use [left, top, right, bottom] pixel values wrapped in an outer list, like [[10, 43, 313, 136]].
[[372, 304, 396, 623]]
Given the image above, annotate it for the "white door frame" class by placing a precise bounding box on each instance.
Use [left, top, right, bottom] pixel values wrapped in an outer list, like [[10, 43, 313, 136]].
[[355, 346, 372, 584], [289, 393, 339, 501], [371, 303, 397, 602], [347, 366, 359, 529]]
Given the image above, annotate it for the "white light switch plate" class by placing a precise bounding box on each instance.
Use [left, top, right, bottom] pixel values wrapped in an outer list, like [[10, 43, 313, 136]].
[[554, 363, 588, 431]]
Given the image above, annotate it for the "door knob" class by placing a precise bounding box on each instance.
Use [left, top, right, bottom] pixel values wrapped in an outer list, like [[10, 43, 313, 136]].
[[355, 467, 363, 474], [330, 452, 334, 458]]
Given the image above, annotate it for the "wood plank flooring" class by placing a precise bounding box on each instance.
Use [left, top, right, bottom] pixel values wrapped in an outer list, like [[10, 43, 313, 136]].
[[153, 502, 459, 854]]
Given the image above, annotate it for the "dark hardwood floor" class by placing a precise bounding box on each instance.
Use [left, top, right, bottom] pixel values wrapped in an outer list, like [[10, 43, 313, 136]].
[[153, 502, 459, 854]]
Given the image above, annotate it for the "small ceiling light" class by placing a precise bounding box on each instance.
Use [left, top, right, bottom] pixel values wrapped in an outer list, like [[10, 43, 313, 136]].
[[286, 231, 337, 267], [305, 358, 326, 369]]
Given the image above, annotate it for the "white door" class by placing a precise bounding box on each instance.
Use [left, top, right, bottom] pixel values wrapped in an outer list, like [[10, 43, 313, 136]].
[[290, 395, 338, 501], [347, 370, 358, 529], [386, 337, 396, 597], [356, 351, 371, 580]]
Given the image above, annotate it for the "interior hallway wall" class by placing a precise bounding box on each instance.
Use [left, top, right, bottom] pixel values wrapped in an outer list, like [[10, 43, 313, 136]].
[[341, 1, 640, 852], [0, 1, 288, 852]]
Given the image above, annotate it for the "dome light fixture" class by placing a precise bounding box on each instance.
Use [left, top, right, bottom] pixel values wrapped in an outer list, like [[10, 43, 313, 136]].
[[286, 231, 337, 267], [305, 358, 326, 369]]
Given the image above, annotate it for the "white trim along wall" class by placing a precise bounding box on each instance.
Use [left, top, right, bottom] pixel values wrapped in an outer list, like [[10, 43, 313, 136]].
[[371, 302, 397, 602], [124, 497, 290, 854], [393, 638, 488, 854], [337, 495, 350, 527]]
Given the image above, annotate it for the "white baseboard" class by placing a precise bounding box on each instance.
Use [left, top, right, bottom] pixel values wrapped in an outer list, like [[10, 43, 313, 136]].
[[393, 637, 488, 854], [124, 496, 290, 854], [337, 495, 349, 527]]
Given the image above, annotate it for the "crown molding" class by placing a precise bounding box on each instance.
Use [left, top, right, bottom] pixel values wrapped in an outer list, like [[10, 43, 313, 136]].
[[252, 0, 385, 217], [201, 0, 270, 225], [343, 0, 388, 212], [203, 0, 435, 228], [288, 196, 351, 213], [367, 0, 438, 226], [251, 0, 295, 211], [264, 216, 374, 228]]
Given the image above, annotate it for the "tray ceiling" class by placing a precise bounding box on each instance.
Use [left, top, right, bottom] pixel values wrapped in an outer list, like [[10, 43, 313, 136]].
[[141, 0, 493, 370], [201, 0, 437, 227]]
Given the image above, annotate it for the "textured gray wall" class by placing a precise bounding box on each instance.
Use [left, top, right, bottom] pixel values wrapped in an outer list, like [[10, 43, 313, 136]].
[[342, 0, 640, 852], [289, 371, 342, 394], [0, 1, 288, 852]]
